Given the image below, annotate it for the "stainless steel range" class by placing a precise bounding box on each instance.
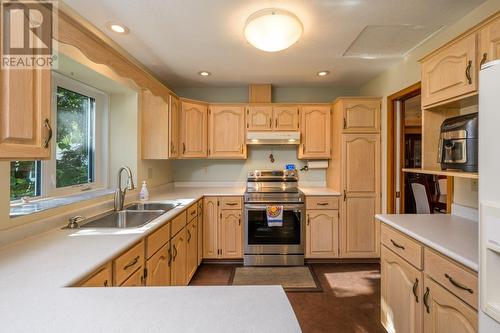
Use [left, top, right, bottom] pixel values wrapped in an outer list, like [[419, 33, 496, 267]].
[[244, 169, 305, 266]]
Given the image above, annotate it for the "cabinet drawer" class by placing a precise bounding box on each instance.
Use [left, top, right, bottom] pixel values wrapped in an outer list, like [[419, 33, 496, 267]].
[[120, 267, 143, 286], [424, 248, 478, 309], [146, 222, 171, 259], [219, 197, 242, 210], [381, 225, 423, 269], [187, 204, 198, 222], [306, 196, 339, 210], [79, 262, 112, 287], [171, 211, 187, 237], [113, 240, 144, 286]]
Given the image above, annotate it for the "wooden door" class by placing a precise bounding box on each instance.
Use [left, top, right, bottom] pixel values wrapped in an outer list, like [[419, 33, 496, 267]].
[[341, 134, 381, 258], [220, 210, 242, 258], [0, 67, 52, 160], [141, 90, 169, 159], [209, 105, 246, 158], [421, 34, 477, 107], [341, 99, 380, 133], [146, 242, 171, 286], [180, 100, 207, 158], [120, 268, 144, 286], [169, 94, 180, 158], [186, 219, 198, 282], [79, 263, 112, 287], [273, 106, 299, 131], [299, 105, 331, 159], [479, 15, 500, 67], [203, 197, 219, 259], [247, 106, 273, 131], [381, 246, 423, 333], [306, 210, 339, 258], [197, 200, 203, 265], [171, 228, 187, 286], [423, 276, 477, 333]]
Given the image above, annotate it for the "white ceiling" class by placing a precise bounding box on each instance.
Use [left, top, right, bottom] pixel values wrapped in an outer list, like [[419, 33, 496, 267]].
[[63, 0, 485, 90]]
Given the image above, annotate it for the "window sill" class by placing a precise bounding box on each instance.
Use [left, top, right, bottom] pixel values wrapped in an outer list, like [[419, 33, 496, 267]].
[[10, 188, 115, 218]]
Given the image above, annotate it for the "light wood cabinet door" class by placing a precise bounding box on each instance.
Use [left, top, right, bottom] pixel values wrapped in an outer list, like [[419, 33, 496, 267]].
[[479, 15, 500, 67], [203, 197, 219, 259], [146, 242, 171, 286], [186, 219, 198, 282], [220, 210, 243, 258], [180, 100, 207, 158], [247, 106, 273, 131], [421, 34, 477, 107], [120, 268, 144, 287], [341, 99, 380, 133], [79, 262, 112, 287], [381, 246, 423, 333], [423, 276, 477, 333], [197, 201, 203, 265], [209, 105, 246, 158], [171, 228, 187, 286], [273, 106, 299, 131], [341, 134, 380, 258], [169, 94, 180, 158], [299, 105, 331, 159], [141, 90, 169, 159], [0, 67, 51, 160], [306, 210, 339, 258]]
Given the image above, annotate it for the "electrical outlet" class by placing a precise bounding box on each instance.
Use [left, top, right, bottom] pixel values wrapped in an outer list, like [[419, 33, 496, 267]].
[[471, 179, 478, 192], [147, 168, 153, 179]]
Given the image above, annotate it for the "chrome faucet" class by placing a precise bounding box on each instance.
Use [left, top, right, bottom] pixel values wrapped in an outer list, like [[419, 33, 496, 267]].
[[114, 166, 135, 211]]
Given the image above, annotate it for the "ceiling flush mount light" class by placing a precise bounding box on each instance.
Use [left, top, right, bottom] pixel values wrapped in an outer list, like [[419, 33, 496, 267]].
[[198, 71, 211, 77], [244, 8, 303, 52], [106, 22, 129, 34], [317, 70, 330, 77]]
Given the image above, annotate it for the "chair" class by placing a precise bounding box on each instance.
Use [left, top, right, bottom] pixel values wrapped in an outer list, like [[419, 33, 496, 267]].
[[437, 177, 447, 195], [411, 182, 431, 214]]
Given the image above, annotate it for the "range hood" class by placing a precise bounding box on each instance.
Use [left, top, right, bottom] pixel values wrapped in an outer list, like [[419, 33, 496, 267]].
[[246, 131, 301, 145]]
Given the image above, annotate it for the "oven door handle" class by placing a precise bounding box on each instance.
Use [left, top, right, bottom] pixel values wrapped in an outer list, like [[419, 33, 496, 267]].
[[244, 204, 304, 211]]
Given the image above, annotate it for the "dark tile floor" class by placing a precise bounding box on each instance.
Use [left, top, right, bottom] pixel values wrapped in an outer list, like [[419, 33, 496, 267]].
[[190, 263, 387, 333]]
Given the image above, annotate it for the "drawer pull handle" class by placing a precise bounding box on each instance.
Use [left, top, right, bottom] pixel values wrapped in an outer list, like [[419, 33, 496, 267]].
[[445, 273, 473, 294], [317, 202, 329, 206], [412, 278, 419, 303], [424, 287, 430, 313], [226, 202, 238, 206], [465, 60, 472, 84], [390, 239, 405, 250], [124, 256, 139, 270]]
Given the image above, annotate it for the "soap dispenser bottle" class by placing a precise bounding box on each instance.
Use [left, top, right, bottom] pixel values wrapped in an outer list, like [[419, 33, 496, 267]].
[[139, 181, 149, 201]]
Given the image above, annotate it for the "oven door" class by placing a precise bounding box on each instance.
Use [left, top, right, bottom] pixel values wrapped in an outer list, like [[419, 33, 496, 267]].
[[244, 203, 304, 255]]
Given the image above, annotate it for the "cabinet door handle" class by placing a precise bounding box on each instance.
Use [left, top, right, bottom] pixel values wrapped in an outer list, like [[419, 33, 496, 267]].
[[103, 280, 108, 287], [480, 53, 488, 68], [445, 273, 474, 294], [390, 239, 405, 250], [307, 215, 310, 226], [187, 230, 191, 242], [269, 118, 272, 128], [43, 118, 53, 148], [465, 60, 472, 84], [172, 244, 178, 261], [171, 141, 175, 154], [167, 248, 172, 267], [182, 142, 186, 154], [275, 118, 278, 128], [123, 256, 139, 270], [343, 190, 346, 201], [423, 287, 430, 314], [238, 217, 241, 226], [343, 118, 347, 129], [412, 278, 419, 303]]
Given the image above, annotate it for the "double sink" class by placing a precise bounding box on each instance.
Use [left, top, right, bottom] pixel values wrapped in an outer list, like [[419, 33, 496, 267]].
[[80, 202, 179, 229]]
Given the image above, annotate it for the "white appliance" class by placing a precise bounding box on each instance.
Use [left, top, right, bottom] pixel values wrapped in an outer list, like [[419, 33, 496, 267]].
[[479, 59, 500, 332]]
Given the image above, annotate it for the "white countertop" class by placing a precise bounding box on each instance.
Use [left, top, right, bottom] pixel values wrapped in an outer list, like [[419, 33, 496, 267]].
[[299, 187, 341, 196], [376, 214, 478, 271], [0, 186, 300, 332]]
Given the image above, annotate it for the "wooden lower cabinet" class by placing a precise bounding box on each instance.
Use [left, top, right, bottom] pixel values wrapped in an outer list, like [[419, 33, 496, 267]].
[[220, 210, 242, 258], [171, 228, 187, 286], [306, 210, 339, 258], [381, 246, 422, 333], [120, 268, 144, 287], [145, 242, 171, 286], [423, 276, 477, 333], [186, 219, 198, 281], [203, 197, 219, 259], [79, 263, 112, 287]]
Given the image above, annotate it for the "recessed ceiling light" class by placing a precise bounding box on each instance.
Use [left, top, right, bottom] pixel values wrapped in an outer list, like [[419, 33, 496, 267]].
[[198, 71, 211, 77], [106, 22, 129, 34], [244, 8, 303, 52], [317, 70, 330, 77]]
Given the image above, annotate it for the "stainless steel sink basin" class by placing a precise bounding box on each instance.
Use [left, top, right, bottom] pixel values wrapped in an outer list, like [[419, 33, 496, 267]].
[[81, 210, 164, 229], [126, 202, 179, 212]]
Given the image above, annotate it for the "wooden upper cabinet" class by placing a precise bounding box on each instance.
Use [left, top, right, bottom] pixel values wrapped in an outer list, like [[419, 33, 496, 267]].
[[381, 246, 422, 333], [169, 94, 180, 158], [338, 98, 380, 133], [0, 67, 52, 160], [247, 106, 273, 131], [141, 90, 169, 159], [421, 33, 477, 108], [220, 210, 242, 259], [299, 105, 331, 159], [479, 15, 500, 67], [208, 105, 246, 158], [273, 106, 299, 131], [180, 100, 208, 158], [306, 210, 339, 258], [203, 197, 218, 259]]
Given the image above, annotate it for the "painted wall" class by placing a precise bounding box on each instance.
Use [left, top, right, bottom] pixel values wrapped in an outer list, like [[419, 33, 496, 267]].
[[359, 0, 500, 211]]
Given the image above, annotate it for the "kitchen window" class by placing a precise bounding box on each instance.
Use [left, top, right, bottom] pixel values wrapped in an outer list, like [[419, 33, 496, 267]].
[[10, 73, 109, 202]]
